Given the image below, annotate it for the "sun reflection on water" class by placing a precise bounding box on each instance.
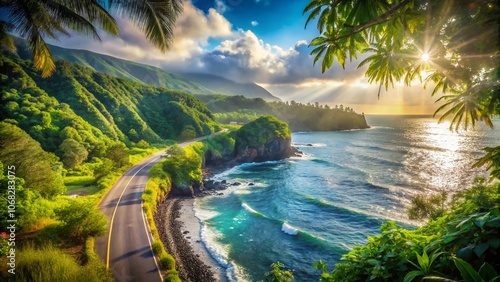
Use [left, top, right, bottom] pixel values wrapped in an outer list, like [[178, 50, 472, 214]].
[[402, 118, 489, 193]]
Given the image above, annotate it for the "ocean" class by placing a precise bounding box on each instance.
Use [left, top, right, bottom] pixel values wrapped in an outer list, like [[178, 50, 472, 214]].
[[194, 115, 500, 281]]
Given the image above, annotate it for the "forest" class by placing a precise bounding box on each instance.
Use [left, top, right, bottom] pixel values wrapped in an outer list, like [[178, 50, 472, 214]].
[[195, 94, 369, 131]]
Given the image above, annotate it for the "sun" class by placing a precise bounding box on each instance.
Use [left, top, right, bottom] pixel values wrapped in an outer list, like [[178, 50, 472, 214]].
[[421, 53, 430, 62]]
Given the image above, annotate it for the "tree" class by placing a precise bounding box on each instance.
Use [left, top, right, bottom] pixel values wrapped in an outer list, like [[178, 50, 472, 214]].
[[0, 0, 183, 77], [106, 142, 129, 168], [56, 199, 107, 242], [59, 138, 88, 168], [0, 122, 65, 197], [260, 262, 294, 282], [304, 0, 500, 178]]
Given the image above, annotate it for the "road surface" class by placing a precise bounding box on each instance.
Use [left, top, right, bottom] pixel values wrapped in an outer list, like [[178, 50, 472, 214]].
[[95, 132, 225, 281]]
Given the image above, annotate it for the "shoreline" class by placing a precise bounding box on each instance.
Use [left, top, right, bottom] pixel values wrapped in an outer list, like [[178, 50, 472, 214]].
[[155, 195, 228, 282]]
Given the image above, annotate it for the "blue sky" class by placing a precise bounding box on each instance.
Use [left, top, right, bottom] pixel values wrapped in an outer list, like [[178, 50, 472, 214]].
[[44, 0, 439, 114], [192, 0, 314, 48]]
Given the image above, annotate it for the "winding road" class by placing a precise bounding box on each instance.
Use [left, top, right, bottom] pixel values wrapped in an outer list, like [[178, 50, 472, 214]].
[[95, 132, 225, 281]]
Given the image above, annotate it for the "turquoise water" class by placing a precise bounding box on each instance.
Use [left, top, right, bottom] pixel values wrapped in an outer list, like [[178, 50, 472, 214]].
[[194, 115, 500, 281]]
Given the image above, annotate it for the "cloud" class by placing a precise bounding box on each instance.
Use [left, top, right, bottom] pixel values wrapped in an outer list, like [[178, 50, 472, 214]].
[[214, 0, 228, 14], [184, 29, 367, 86], [47, 1, 234, 66], [251, 21, 259, 26]]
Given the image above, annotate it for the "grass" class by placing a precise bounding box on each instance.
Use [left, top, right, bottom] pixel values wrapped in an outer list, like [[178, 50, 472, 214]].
[[13, 243, 112, 282], [65, 176, 99, 196]]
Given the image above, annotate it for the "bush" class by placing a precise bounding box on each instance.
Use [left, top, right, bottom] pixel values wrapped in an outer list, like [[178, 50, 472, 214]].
[[164, 270, 182, 282], [56, 199, 107, 242], [160, 254, 176, 270], [151, 241, 163, 256]]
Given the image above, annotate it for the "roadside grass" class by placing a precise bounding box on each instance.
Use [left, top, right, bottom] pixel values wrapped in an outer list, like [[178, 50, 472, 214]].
[[15, 243, 112, 282], [65, 176, 99, 196]]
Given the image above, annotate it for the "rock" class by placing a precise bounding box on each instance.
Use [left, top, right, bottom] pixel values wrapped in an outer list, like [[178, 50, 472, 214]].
[[221, 180, 227, 184], [248, 183, 255, 186], [232, 182, 241, 186], [217, 193, 224, 196], [306, 143, 313, 146]]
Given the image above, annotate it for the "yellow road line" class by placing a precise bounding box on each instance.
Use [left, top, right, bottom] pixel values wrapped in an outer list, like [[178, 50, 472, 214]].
[[106, 156, 160, 269]]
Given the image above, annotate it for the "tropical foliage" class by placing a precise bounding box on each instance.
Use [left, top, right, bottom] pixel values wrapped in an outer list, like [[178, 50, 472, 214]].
[[313, 180, 500, 281], [304, 0, 500, 179], [0, 0, 183, 77], [304, 0, 499, 130]]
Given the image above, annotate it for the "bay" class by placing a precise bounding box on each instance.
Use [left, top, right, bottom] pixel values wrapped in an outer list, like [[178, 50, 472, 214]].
[[194, 115, 500, 281]]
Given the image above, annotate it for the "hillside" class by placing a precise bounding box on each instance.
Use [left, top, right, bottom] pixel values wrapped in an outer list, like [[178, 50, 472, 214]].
[[179, 73, 281, 101], [10, 38, 213, 95], [0, 54, 221, 162]]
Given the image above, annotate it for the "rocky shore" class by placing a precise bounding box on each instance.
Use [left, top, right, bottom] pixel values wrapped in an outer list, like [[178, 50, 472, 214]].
[[155, 196, 226, 282]]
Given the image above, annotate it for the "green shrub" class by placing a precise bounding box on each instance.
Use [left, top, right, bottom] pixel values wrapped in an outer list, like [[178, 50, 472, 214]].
[[151, 241, 163, 256], [56, 199, 107, 242], [160, 254, 176, 270], [164, 270, 182, 282]]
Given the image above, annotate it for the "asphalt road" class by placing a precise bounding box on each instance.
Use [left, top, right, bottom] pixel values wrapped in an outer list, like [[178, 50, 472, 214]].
[[95, 133, 225, 281]]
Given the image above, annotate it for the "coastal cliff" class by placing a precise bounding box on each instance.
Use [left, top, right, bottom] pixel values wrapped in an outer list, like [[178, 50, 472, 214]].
[[168, 116, 297, 197], [203, 116, 298, 169]]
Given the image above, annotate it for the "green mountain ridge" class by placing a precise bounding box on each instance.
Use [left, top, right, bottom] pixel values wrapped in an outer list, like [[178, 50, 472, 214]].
[[10, 38, 280, 101]]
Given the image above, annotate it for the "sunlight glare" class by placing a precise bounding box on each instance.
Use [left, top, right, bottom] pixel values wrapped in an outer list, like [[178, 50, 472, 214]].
[[421, 53, 430, 62]]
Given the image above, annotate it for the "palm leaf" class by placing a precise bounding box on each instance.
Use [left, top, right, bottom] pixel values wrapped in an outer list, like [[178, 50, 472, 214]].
[[110, 0, 183, 52]]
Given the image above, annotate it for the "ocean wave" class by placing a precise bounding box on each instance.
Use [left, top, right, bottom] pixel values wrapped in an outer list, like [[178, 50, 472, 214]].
[[241, 202, 329, 246], [241, 203, 268, 219], [198, 224, 245, 282], [293, 143, 327, 148], [299, 194, 415, 226], [281, 222, 299, 235]]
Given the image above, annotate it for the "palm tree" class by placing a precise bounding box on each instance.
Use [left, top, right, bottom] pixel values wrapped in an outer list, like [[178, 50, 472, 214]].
[[0, 0, 183, 77]]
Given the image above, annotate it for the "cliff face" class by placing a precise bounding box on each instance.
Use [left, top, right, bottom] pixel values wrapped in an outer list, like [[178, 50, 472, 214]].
[[203, 116, 298, 168], [234, 136, 293, 163]]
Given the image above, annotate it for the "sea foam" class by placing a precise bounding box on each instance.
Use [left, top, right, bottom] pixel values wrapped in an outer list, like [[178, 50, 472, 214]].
[[281, 222, 299, 235]]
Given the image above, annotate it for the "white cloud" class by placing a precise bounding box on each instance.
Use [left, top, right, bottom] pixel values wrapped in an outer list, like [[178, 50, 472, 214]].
[[214, 0, 228, 14], [251, 21, 259, 26], [48, 1, 234, 66]]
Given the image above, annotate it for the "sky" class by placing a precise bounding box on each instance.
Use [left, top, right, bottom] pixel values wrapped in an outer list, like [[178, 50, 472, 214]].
[[47, 0, 441, 115]]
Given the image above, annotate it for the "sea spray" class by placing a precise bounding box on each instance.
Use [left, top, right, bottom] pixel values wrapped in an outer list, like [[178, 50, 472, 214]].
[[281, 222, 299, 235]]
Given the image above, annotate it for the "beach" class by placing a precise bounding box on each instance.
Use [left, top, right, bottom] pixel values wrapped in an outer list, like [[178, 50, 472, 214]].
[[155, 196, 228, 282]]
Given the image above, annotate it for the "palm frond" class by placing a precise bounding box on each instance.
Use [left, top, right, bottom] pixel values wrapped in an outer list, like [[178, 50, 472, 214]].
[[0, 20, 15, 51], [50, 0, 119, 36], [110, 0, 183, 52]]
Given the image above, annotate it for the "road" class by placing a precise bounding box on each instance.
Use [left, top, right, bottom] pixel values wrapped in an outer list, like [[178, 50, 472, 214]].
[[95, 132, 226, 281]]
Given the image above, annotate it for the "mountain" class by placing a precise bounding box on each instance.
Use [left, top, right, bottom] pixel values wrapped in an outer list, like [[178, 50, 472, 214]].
[[10, 38, 280, 101], [10, 38, 213, 95], [178, 73, 281, 101]]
